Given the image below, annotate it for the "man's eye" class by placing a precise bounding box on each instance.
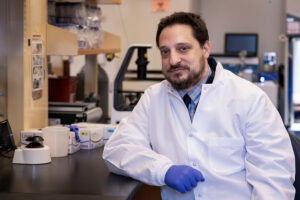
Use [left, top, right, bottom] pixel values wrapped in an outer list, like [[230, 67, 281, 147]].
[[160, 49, 169, 56], [179, 46, 188, 52]]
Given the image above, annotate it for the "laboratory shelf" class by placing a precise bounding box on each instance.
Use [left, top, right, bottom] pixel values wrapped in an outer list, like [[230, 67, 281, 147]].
[[46, 24, 78, 56], [55, 0, 121, 4], [87, 0, 121, 4], [78, 31, 121, 55], [46, 25, 121, 56], [47, 0, 121, 56]]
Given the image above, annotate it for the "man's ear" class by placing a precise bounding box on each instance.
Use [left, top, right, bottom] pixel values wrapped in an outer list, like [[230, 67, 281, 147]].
[[202, 40, 211, 58]]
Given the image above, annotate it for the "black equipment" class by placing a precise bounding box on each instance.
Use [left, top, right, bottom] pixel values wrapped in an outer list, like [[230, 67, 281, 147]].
[[0, 119, 16, 152], [25, 136, 44, 148], [48, 102, 102, 125], [113, 45, 164, 112]]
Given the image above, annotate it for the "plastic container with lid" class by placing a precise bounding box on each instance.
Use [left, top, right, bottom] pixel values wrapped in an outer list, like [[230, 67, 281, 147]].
[[42, 126, 69, 157]]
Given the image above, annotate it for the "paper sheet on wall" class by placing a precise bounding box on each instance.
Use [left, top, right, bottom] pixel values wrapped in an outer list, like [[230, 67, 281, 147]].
[[152, 0, 169, 12], [31, 35, 43, 100]]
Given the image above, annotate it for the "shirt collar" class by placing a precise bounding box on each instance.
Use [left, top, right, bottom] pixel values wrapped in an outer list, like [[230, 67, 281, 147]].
[[178, 67, 212, 104]]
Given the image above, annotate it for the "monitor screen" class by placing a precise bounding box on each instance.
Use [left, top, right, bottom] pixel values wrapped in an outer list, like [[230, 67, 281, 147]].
[[225, 33, 258, 57]]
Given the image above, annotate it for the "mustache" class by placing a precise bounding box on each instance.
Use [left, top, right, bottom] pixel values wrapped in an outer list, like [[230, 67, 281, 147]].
[[167, 64, 189, 72]]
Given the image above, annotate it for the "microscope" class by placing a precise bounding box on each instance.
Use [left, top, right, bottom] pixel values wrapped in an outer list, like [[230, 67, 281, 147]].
[[111, 44, 163, 124]]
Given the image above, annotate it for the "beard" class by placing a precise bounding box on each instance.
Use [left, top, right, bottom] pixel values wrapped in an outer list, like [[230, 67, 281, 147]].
[[163, 57, 206, 91]]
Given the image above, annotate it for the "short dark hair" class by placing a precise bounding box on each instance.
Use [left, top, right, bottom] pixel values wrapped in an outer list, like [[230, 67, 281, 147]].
[[156, 12, 209, 47]]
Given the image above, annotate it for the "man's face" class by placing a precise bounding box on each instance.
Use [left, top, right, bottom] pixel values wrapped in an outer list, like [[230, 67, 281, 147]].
[[158, 24, 210, 91]]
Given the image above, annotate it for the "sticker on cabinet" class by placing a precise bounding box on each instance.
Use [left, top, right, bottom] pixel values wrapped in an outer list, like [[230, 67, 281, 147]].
[[31, 35, 44, 100]]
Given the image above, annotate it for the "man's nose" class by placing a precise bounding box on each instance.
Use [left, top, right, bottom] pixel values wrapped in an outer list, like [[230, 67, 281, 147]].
[[169, 50, 181, 66]]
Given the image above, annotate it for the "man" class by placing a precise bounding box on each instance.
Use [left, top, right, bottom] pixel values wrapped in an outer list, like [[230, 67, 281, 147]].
[[103, 12, 295, 200]]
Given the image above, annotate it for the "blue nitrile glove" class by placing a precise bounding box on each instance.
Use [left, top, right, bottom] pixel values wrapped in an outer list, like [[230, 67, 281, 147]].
[[164, 165, 205, 193], [69, 125, 80, 142], [74, 127, 80, 142]]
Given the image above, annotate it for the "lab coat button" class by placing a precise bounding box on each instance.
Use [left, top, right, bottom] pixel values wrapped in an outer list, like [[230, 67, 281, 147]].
[[188, 134, 193, 137]]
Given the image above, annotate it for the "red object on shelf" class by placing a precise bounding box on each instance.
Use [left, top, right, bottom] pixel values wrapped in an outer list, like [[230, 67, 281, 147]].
[[49, 76, 78, 102]]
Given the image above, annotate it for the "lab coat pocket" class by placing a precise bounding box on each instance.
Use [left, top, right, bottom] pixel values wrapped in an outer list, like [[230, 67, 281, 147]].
[[208, 137, 245, 175]]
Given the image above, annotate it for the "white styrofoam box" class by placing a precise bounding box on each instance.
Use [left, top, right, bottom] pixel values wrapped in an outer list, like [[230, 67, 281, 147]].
[[73, 122, 117, 144], [68, 131, 80, 154], [102, 124, 117, 144], [79, 127, 104, 150], [20, 129, 43, 146], [73, 122, 104, 128]]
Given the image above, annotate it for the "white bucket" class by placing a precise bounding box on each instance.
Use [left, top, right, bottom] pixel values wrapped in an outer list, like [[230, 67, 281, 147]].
[[42, 126, 69, 157]]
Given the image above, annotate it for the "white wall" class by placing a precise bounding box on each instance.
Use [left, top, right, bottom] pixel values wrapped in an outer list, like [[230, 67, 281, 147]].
[[286, 0, 300, 17], [191, 0, 286, 66]]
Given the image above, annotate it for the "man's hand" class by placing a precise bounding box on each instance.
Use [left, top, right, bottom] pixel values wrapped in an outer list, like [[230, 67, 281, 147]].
[[164, 165, 205, 193]]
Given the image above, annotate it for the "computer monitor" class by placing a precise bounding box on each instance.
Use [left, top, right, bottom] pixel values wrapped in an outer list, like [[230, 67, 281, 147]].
[[225, 33, 258, 57], [0, 119, 16, 152]]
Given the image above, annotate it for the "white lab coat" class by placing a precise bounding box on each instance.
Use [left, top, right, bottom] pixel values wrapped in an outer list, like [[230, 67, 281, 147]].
[[103, 62, 295, 200]]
